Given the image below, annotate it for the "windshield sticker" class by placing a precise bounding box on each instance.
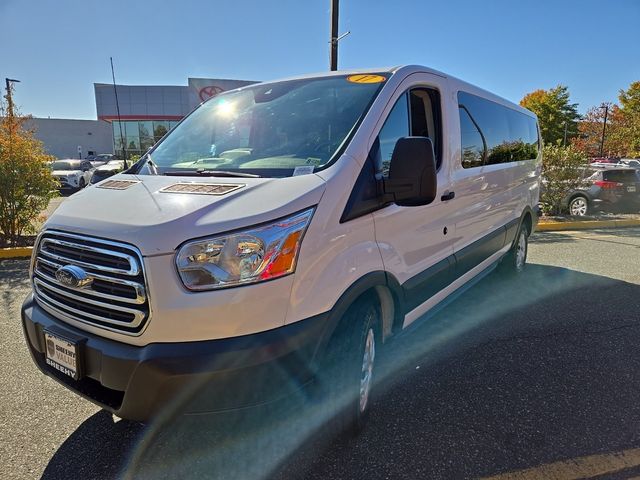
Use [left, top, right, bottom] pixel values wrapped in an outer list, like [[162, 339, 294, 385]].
[[293, 166, 315, 176], [347, 74, 386, 84]]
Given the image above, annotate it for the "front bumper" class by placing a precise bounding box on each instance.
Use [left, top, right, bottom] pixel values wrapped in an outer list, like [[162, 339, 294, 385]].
[[22, 295, 328, 421]]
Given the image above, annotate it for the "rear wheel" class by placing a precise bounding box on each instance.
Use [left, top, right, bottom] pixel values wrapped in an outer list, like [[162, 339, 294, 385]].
[[78, 178, 86, 189], [318, 296, 381, 435], [569, 195, 589, 216]]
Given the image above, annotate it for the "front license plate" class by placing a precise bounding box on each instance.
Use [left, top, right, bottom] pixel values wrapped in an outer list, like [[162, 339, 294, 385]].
[[627, 186, 636, 192], [44, 331, 79, 380]]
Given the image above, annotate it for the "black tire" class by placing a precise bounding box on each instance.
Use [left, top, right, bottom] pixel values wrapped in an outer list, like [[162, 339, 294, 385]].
[[499, 223, 529, 274], [568, 195, 589, 216], [78, 178, 86, 189], [317, 296, 381, 436]]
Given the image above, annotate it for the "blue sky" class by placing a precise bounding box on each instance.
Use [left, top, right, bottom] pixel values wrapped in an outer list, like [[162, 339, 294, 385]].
[[1, 0, 638, 119]]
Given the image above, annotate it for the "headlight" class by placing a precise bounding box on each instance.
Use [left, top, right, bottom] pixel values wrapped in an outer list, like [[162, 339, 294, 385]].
[[176, 208, 314, 291]]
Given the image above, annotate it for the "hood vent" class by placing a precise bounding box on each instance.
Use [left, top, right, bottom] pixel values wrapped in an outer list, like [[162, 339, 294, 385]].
[[160, 183, 244, 195], [98, 179, 140, 190]]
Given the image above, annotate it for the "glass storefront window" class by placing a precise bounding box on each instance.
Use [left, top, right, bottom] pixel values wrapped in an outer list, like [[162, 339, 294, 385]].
[[111, 119, 183, 159], [138, 121, 153, 138], [153, 121, 169, 141]]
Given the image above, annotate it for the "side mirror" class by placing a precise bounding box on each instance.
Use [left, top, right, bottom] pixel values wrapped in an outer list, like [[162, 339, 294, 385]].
[[384, 137, 437, 206]]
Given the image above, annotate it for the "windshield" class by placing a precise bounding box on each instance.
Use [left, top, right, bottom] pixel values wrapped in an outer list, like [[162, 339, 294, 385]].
[[148, 75, 387, 176], [50, 161, 79, 171]]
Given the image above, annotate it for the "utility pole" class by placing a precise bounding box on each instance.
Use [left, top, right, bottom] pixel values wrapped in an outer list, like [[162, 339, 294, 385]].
[[563, 121, 568, 146], [599, 103, 609, 157], [329, 0, 339, 71], [5, 78, 20, 162], [5, 78, 20, 118]]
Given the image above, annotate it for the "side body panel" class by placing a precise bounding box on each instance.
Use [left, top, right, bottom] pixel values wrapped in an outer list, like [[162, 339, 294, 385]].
[[448, 77, 541, 256]]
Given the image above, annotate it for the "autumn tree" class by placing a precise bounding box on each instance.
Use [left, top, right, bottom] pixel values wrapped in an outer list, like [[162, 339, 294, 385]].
[[573, 81, 640, 158], [0, 87, 58, 245], [520, 85, 580, 146], [616, 81, 640, 157], [572, 103, 627, 158]]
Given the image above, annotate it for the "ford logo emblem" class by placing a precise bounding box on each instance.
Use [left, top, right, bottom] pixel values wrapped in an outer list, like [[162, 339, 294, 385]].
[[55, 265, 93, 289]]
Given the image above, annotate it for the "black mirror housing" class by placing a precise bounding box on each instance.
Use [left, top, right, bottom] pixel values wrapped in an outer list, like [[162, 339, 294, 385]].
[[384, 137, 437, 207]]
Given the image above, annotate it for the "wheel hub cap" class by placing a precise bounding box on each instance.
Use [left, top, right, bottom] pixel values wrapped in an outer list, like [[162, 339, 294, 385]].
[[571, 198, 587, 216], [359, 328, 376, 413], [516, 232, 526, 270]]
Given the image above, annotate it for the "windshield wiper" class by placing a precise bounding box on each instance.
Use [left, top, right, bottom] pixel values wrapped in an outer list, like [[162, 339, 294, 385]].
[[164, 169, 261, 178]]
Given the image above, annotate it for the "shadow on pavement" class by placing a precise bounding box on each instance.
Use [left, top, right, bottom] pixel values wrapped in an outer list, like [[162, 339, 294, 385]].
[[40, 264, 640, 480], [41, 411, 145, 480], [529, 231, 580, 245]]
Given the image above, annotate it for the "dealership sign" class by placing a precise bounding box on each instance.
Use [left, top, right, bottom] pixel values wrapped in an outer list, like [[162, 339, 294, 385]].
[[187, 78, 258, 109]]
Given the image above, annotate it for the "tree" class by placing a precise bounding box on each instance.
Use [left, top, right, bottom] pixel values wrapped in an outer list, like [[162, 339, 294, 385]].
[[573, 81, 640, 158], [0, 88, 58, 245], [572, 103, 626, 158], [520, 85, 580, 146], [540, 144, 588, 215], [616, 81, 640, 157]]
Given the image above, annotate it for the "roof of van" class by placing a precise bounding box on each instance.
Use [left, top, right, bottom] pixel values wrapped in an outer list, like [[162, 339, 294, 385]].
[[255, 65, 536, 119]]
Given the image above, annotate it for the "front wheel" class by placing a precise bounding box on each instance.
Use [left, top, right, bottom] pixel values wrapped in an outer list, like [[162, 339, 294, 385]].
[[318, 296, 381, 435]]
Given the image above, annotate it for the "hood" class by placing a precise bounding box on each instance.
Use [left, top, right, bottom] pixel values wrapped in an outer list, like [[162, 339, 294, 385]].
[[44, 173, 326, 255], [52, 170, 81, 176]]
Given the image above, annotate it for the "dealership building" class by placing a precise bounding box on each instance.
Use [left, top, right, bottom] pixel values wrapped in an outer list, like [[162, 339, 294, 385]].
[[32, 77, 257, 159]]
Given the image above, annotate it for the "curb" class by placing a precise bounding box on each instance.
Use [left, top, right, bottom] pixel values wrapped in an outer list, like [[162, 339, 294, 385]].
[[537, 219, 640, 232], [0, 247, 33, 259]]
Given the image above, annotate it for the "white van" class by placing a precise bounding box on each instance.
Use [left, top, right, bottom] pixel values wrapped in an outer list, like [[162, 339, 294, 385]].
[[22, 66, 540, 429]]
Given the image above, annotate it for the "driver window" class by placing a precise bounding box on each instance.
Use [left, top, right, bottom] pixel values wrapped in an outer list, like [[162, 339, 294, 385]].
[[375, 94, 409, 177], [373, 87, 441, 177]]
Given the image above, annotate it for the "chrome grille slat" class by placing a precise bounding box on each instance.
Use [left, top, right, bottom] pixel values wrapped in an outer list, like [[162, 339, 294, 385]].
[[41, 237, 139, 275], [35, 256, 145, 303], [35, 268, 145, 305], [35, 285, 144, 329], [32, 230, 150, 335], [34, 279, 144, 323]]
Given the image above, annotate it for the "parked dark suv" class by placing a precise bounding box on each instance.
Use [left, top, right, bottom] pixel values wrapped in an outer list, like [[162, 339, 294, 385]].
[[564, 166, 640, 216]]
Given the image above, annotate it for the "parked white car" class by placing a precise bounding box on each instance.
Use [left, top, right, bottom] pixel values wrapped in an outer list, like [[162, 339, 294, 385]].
[[24, 66, 541, 429], [49, 159, 94, 191]]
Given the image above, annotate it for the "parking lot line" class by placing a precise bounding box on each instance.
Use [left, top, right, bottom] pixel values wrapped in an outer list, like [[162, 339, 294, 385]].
[[480, 447, 640, 480]]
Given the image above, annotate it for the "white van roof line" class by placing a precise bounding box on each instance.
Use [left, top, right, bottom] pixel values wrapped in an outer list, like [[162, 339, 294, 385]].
[[232, 65, 536, 119]]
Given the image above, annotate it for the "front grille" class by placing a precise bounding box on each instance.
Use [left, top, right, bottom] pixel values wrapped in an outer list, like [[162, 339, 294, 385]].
[[32, 231, 149, 335]]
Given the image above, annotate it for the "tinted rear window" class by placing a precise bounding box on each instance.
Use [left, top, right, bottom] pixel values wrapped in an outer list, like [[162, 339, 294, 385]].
[[603, 170, 638, 182], [458, 91, 539, 168]]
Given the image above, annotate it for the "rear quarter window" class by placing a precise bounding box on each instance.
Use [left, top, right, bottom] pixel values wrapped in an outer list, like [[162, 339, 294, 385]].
[[603, 170, 638, 182]]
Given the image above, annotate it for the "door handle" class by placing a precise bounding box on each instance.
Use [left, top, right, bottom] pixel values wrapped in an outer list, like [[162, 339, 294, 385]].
[[441, 191, 455, 201]]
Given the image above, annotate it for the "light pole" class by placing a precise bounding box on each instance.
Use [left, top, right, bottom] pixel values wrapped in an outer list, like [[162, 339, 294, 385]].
[[329, 0, 350, 71], [5, 78, 21, 118], [4, 78, 20, 163], [599, 103, 609, 158]]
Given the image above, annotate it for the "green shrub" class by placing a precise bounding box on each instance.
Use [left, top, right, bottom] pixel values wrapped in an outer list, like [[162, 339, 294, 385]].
[[540, 144, 588, 215]]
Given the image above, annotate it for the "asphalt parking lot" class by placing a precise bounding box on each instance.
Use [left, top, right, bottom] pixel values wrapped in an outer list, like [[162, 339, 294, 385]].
[[2, 228, 640, 479]]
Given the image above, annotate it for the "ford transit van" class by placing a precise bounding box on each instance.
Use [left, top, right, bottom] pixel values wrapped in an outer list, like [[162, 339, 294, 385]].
[[22, 65, 540, 429]]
